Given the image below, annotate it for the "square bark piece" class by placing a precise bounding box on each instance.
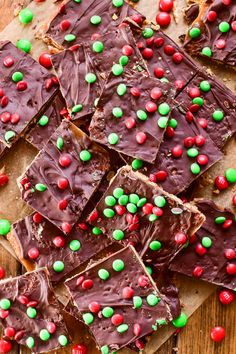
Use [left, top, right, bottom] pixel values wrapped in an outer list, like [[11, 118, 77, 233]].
[[0, 41, 58, 147], [19, 120, 110, 234], [89, 72, 175, 163], [65, 245, 172, 353], [0, 268, 69, 353], [170, 199, 236, 290], [87, 166, 205, 270], [7, 213, 113, 283]]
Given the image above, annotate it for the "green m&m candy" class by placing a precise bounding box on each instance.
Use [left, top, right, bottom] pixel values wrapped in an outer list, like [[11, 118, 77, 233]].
[[113, 187, 124, 199], [83, 312, 94, 325], [58, 335, 68, 346], [108, 133, 119, 145], [149, 240, 162, 251], [158, 103, 170, 116], [112, 107, 123, 118], [112, 229, 124, 241], [27, 307, 37, 318], [26, 337, 35, 349], [117, 83, 127, 96], [157, 116, 168, 129], [118, 194, 128, 205], [212, 110, 224, 121], [133, 296, 142, 309], [112, 64, 123, 76], [132, 159, 143, 170], [201, 47, 212, 57], [56, 137, 64, 150], [142, 28, 154, 38], [12, 71, 23, 82], [137, 110, 147, 121], [149, 214, 158, 222], [219, 21, 230, 33], [90, 15, 102, 25], [38, 115, 49, 126], [35, 183, 47, 192], [0, 298, 11, 310], [69, 240, 81, 251], [102, 307, 114, 318], [16, 39, 32, 53], [4, 131, 16, 143], [101, 345, 109, 354], [200, 80, 211, 92], [112, 0, 124, 7], [146, 294, 160, 306], [112, 259, 125, 271], [225, 168, 236, 183], [215, 216, 226, 224], [103, 208, 115, 218], [190, 163, 201, 175], [172, 312, 188, 328], [92, 41, 104, 53], [192, 97, 204, 106], [98, 269, 110, 280], [19, 8, 33, 24], [187, 148, 199, 158], [127, 203, 137, 214], [201, 236, 212, 248], [154, 196, 166, 207], [40, 329, 51, 341], [79, 150, 91, 161], [0, 219, 11, 236], [85, 73, 97, 83], [189, 27, 201, 39], [117, 324, 129, 333], [119, 55, 129, 66], [92, 227, 102, 235], [53, 261, 65, 272], [64, 34, 76, 42], [105, 196, 116, 206], [72, 104, 83, 113]]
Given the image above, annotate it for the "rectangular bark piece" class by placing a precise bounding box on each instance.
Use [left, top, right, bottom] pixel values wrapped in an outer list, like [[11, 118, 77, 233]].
[[0, 268, 69, 353], [170, 199, 236, 290], [87, 166, 205, 270], [0, 40, 58, 147], [65, 245, 172, 353], [18, 120, 110, 234]]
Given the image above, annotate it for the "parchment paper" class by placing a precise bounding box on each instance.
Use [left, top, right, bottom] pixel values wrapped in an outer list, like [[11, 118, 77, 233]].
[[0, 0, 235, 353]]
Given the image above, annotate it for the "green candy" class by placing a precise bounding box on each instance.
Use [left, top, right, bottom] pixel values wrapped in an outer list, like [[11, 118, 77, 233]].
[[73, 0, 81, 2], [112, 259, 125, 272], [4, 131, 16, 143], [112, 0, 124, 7], [112, 64, 123, 76], [0, 220, 11, 236], [112, 107, 123, 118], [12, 71, 23, 82], [154, 196, 166, 208], [132, 159, 143, 170], [117, 83, 127, 96], [142, 28, 154, 38], [108, 133, 119, 145], [212, 110, 224, 121], [19, 8, 33, 24], [56, 137, 64, 150], [219, 21, 230, 33], [83, 313, 94, 325], [103, 208, 115, 218], [79, 150, 92, 162], [187, 148, 199, 158], [90, 15, 102, 25], [200, 80, 211, 92], [190, 163, 200, 175], [149, 240, 162, 251], [160, 77, 169, 83], [38, 115, 49, 126], [119, 55, 129, 66], [40, 329, 50, 341], [172, 312, 188, 328], [137, 198, 147, 207], [112, 229, 124, 241], [225, 168, 236, 183], [69, 240, 81, 251], [64, 34, 76, 42], [117, 324, 129, 333], [127, 203, 137, 214], [92, 41, 104, 53], [113, 187, 124, 199], [158, 103, 170, 116], [129, 194, 139, 204], [27, 307, 37, 318], [137, 110, 147, 121], [105, 196, 116, 206], [168, 118, 178, 128], [189, 27, 201, 39], [98, 269, 110, 280], [133, 296, 142, 309], [149, 214, 158, 222], [102, 307, 114, 318], [101, 345, 109, 354], [146, 266, 153, 275], [72, 104, 83, 113], [0, 299, 11, 310], [85, 73, 97, 83], [35, 183, 47, 192], [146, 294, 160, 306], [58, 335, 68, 346], [201, 47, 212, 57], [215, 216, 226, 224], [192, 97, 204, 106], [118, 194, 128, 205], [16, 39, 32, 53], [92, 227, 102, 235], [53, 261, 65, 272], [201, 236, 212, 248], [26, 337, 35, 349], [157, 116, 168, 129]]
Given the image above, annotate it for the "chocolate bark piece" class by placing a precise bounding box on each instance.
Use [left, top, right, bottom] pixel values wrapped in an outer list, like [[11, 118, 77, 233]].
[[87, 166, 205, 270], [52, 27, 147, 121], [170, 199, 236, 290], [7, 213, 113, 283], [25, 93, 68, 150], [130, 24, 200, 91], [176, 71, 236, 149], [65, 245, 172, 353], [89, 72, 175, 163], [0, 268, 69, 353], [18, 120, 110, 234], [184, 3, 200, 24], [44, 0, 145, 50], [183, 0, 236, 67], [124, 106, 222, 194], [0, 142, 8, 159], [0, 41, 58, 147]]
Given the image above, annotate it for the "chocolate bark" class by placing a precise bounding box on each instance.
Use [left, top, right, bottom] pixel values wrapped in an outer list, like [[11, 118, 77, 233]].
[[44, 0, 145, 50], [0, 41, 58, 147], [170, 200, 236, 290], [89, 72, 175, 163], [184, 0, 236, 67], [65, 246, 172, 353], [18, 120, 110, 234], [7, 213, 112, 283], [0, 268, 69, 353], [87, 166, 205, 270]]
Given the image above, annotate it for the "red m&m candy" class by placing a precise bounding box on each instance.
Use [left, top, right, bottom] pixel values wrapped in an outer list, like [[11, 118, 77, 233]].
[[210, 326, 226, 342]]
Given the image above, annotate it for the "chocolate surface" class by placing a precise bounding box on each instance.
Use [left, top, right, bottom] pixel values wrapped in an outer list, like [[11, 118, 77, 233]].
[[9, 213, 112, 283], [0, 41, 58, 147], [44, 0, 145, 49], [65, 246, 172, 352], [19, 120, 110, 233], [89, 72, 174, 163], [170, 200, 236, 290], [184, 0, 236, 67], [0, 269, 69, 353], [88, 166, 205, 270]]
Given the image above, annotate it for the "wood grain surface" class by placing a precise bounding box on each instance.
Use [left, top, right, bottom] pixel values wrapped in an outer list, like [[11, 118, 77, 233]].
[[0, 1, 236, 354]]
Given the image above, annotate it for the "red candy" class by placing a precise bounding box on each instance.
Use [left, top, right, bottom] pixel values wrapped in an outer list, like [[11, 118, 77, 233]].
[[165, 126, 175, 138], [184, 136, 195, 148], [164, 44, 175, 55], [154, 67, 165, 78], [62, 222, 72, 233], [111, 314, 124, 326], [47, 322, 56, 334], [130, 14, 143, 25], [122, 287, 134, 299], [175, 80, 185, 91], [150, 87, 162, 100], [185, 111, 194, 123], [27, 300, 38, 308], [210, 326, 226, 342], [172, 52, 183, 64], [133, 323, 141, 336], [125, 117, 136, 129], [82, 279, 94, 290], [122, 45, 134, 56], [171, 145, 183, 158], [76, 276, 85, 286], [156, 170, 168, 181], [4, 327, 15, 338], [149, 174, 157, 183], [188, 87, 201, 99], [197, 154, 209, 166], [39, 53, 53, 69], [0, 112, 10, 123], [138, 275, 149, 287], [114, 205, 126, 215], [226, 263, 236, 275], [159, 0, 173, 12], [142, 48, 153, 59], [0, 339, 12, 353], [192, 266, 203, 278], [223, 219, 232, 229], [232, 194, 236, 206], [17, 295, 29, 305], [88, 210, 99, 223], [72, 344, 88, 354], [156, 12, 171, 27], [16, 81, 27, 91], [154, 37, 164, 47], [214, 176, 229, 191], [0, 175, 9, 187], [0, 310, 9, 319], [77, 222, 88, 230], [1, 96, 9, 108], [33, 212, 43, 223], [195, 243, 207, 256], [145, 101, 157, 113], [216, 39, 226, 49], [59, 154, 72, 167], [53, 236, 66, 248], [152, 207, 163, 217], [57, 177, 69, 190], [10, 113, 20, 124], [231, 21, 236, 32], [175, 232, 187, 244], [135, 339, 145, 350], [60, 19, 71, 31], [219, 289, 234, 305], [198, 118, 208, 129], [142, 203, 153, 215], [224, 248, 236, 260], [14, 331, 24, 341], [28, 248, 39, 259], [130, 87, 141, 98], [58, 199, 68, 210], [0, 88, 4, 98], [195, 135, 205, 147], [3, 56, 14, 67], [207, 10, 217, 22], [136, 132, 147, 144], [0, 267, 5, 280], [88, 301, 101, 313]]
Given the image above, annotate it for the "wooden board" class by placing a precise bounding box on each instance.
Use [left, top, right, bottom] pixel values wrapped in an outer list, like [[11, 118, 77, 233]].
[[0, 1, 236, 354]]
